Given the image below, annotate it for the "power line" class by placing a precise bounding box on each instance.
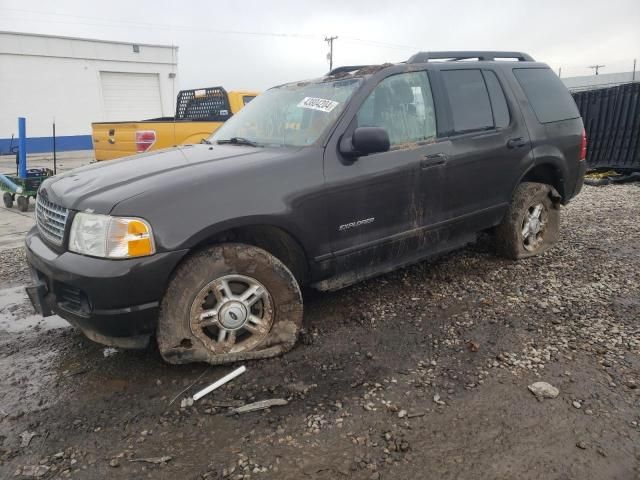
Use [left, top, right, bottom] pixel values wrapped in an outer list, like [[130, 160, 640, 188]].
[[340, 36, 419, 51], [0, 7, 421, 51], [0, 7, 320, 39], [0, 8, 423, 70]]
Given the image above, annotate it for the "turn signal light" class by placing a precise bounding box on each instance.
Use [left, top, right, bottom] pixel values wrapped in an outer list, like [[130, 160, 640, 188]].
[[124, 219, 154, 257]]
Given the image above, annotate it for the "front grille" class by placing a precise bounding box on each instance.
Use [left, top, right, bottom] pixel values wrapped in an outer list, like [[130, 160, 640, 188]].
[[36, 197, 69, 245]]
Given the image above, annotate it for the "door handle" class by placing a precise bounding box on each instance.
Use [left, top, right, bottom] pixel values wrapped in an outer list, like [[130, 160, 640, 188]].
[[420, 153, 448, 169], [507, 137, 527, 149]]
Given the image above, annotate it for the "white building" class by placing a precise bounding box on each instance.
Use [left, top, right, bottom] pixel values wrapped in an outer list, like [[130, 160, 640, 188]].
[[0, 31, 179, 155]]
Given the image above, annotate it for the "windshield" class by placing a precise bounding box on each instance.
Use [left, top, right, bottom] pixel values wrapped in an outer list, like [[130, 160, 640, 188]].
[[210, 77, 363, 147]]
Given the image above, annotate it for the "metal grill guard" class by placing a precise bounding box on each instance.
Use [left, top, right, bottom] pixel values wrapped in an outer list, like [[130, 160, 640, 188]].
[[36, 197, 69, 245]]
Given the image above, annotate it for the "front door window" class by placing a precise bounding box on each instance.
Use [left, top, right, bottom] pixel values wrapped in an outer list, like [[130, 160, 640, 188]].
[[356, 71, 436, 147]]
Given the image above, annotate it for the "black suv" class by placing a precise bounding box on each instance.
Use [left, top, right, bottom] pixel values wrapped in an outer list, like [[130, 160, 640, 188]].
[[26, 51, 586, 365]]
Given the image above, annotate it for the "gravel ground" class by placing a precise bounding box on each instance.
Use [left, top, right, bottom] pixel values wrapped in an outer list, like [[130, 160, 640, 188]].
[[0, 248, 29, 288], [0, 184, 638, 479]]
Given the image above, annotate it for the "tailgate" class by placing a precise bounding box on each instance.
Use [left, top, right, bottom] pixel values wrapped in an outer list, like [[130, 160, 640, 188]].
[[92, 123, 140, 161]]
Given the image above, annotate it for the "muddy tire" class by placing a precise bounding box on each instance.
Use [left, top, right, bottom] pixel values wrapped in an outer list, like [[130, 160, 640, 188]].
[[494, 182, 560, 260], [157, 243, 303, 365]]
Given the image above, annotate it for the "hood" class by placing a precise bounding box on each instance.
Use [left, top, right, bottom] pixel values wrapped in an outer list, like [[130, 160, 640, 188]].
[[41, 145, 281, 213]]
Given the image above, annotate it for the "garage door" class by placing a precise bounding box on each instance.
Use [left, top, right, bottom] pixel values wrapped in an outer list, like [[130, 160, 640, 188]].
[[100, 71, 163, 121]]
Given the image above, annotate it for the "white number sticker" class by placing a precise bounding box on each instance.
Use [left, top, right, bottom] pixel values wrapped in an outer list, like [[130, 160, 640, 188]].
[[297, 97, 339, 113]]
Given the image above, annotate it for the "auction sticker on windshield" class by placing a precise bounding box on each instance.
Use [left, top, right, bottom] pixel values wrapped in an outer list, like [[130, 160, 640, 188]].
[[297, 97, 339, 113]]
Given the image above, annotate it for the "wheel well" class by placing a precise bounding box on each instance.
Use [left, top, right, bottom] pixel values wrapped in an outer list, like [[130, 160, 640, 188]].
[[521, 164, 564, 202], [196, 225, 310, 285]]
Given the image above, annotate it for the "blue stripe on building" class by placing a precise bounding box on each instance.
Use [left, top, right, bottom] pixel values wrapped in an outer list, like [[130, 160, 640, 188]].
[[0, 135, 93, 155]]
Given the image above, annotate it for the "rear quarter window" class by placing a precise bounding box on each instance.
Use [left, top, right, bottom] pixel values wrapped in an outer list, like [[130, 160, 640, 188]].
[[483, 70, 510, 128], [513, 68, 580, 123], [441, 69, 494, 133]]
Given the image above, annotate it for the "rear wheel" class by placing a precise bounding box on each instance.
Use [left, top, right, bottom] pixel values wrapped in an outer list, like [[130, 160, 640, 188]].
[[17, 195, 28, 212], [157, 243, 303, 365], [3, 192, 13, 208], [494, 182, 560, 259]]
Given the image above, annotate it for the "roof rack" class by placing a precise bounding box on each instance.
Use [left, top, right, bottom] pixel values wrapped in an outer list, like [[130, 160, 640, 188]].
[[407, 51, 534, 63], [327, 65, 372, 75]]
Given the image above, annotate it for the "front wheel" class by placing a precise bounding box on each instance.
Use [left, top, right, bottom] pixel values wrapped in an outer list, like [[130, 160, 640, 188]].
[[157, 243, 303, 365], [494, 182, 560, 259]]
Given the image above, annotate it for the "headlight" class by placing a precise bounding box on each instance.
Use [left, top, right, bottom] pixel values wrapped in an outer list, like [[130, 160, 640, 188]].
[[69, 212, 155, 259]]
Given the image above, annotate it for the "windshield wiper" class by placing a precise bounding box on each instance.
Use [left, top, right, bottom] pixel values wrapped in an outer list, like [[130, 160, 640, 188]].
[[216, 137, 259, 147]]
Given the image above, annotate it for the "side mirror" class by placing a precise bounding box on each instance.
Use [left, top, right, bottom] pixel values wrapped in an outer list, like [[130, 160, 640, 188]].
[[340, 127, 390, 158]]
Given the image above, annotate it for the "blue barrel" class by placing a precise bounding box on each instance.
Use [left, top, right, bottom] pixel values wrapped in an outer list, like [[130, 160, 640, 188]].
[[18, 117, 27, 179]]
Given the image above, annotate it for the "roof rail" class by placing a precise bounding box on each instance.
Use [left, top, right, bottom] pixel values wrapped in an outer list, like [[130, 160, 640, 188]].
[[407, 51, 534, 63], [327, 65, 371, 75]]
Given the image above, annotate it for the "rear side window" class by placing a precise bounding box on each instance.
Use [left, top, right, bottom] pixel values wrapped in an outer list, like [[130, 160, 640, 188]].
[[483, 71, 510, 128], [513, 68, 580, 123], [441, 69, 494, 133]]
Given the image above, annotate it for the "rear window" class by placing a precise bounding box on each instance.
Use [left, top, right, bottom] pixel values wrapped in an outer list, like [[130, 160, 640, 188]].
[[513, 68, 580, 123], [441, 69, 494, 133]]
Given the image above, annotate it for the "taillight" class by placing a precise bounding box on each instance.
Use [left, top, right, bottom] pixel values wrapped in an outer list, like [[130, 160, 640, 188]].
[[579, 128, 587, 161], [135, 130, 156, 153]]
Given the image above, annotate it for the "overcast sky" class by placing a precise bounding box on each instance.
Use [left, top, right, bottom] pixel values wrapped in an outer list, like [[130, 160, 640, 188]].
[[1, 0, 638, 91]]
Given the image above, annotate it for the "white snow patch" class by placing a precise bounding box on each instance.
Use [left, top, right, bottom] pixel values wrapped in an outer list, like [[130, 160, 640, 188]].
[[0, 286, 69, 333]]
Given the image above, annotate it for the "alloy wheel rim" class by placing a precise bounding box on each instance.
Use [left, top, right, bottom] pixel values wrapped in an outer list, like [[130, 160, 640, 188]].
[[189, 274, 273, 354], [521, 202, 548, 252]]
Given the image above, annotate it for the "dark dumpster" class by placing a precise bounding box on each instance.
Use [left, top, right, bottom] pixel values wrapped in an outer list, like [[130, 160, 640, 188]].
[[572, 82, 640, 171]]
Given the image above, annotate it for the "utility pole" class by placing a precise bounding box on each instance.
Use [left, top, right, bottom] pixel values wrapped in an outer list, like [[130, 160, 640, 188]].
[[325, 36, 338, 71], [588, 64, 605, 75], [558, 67, 562, 78], [633, 59, 636, 82]]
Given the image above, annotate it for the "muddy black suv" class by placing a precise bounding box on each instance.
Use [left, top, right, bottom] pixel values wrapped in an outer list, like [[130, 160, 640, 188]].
[[26, 51, 586, 364]]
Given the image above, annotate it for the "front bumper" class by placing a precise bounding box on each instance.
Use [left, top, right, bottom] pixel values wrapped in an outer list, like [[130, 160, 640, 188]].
[[25, 227, 188, 348]]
